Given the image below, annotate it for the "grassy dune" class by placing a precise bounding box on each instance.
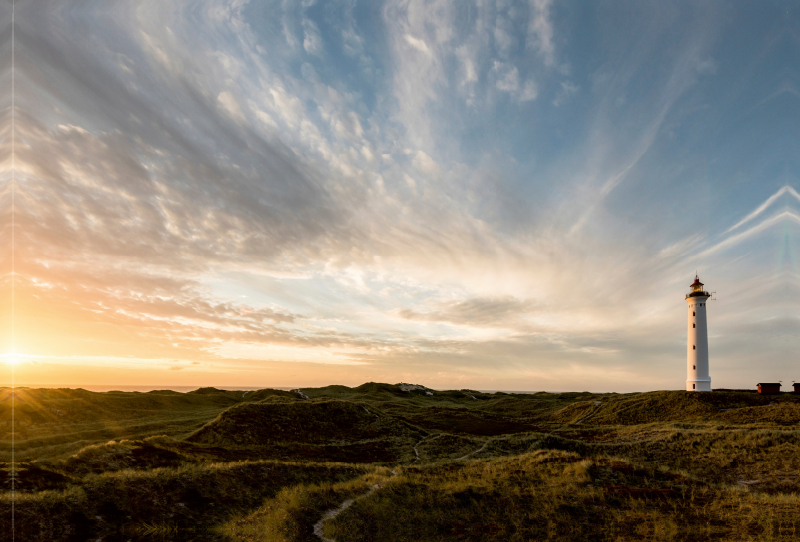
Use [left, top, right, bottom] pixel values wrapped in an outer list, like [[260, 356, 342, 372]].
[[5, 460, 372, 541], [2, 384, 800, 541], [326, 451, 800, 541], [187, 399, 423, 446], [0, 387, 249, 462]]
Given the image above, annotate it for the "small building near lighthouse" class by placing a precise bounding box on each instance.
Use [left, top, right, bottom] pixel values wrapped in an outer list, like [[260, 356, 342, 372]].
[[757, 383, 781, 395], [686, 275, 712, 392]]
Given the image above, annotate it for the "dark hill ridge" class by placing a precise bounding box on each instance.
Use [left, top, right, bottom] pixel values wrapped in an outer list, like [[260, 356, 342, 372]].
[[587, 390, 800, 425], [301, 382, 418, 401], [298, 382, 475, 402], [186, 399, 423, 447], [188, 387, 229, 395], [715, 402, 800, 425], [5, 384, 799, 465], [243, 388, 297, 401]]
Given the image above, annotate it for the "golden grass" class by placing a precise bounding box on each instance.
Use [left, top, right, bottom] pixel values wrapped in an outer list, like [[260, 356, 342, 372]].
[[0, 387, 251, 462], [327, 451, 800, 541], [2, 384, 800, 541], [220, 467, 393, 542], [1, 459, 371, 541]]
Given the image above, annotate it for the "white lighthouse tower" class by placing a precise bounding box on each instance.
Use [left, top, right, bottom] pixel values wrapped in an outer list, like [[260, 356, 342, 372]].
[[686, 275, 711, 391]]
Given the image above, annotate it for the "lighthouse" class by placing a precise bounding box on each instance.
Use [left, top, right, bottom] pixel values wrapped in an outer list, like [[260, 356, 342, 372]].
[[686, 275, 711, 391]]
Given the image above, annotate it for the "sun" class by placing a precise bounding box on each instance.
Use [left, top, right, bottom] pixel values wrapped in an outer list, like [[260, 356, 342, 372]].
[[2, 353, 20, 366]]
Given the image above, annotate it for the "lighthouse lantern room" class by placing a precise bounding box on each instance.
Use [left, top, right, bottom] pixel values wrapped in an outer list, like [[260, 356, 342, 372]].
[[686, 275, 712, 392]]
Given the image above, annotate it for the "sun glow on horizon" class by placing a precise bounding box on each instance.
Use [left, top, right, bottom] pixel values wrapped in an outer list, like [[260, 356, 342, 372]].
[[1, 353, 36, 366], [1, 353, 18, 366], [2, 354, 19, 367]]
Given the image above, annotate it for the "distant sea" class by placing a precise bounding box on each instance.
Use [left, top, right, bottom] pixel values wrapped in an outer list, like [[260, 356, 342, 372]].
[[9, 384, 543, 393], [12, 385, 296, 393]]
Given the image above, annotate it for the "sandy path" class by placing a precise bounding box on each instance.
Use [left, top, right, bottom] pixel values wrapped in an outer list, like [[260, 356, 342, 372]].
[[454, 438, 491, 461], [411, 434, 443, 463], [574, 401, 603, 424], [292, 389, 310, 400], [312, 480, 386, 542]]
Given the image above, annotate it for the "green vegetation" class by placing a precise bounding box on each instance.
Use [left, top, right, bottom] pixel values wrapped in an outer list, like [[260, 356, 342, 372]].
[[2, 384, 800, 541], [4, 459, 371, 541], [0, 387, 248, 462], [220, 468, 394, 542], [325, 452, 800, 541]]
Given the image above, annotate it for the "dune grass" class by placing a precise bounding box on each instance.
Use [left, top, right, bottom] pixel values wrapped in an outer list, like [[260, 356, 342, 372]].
[[2, 384, 800, 541], [1, 459, 372, 541], [0, 386, 250, 462], [220, 467, 394, 542], [327, 451, 800, 541]]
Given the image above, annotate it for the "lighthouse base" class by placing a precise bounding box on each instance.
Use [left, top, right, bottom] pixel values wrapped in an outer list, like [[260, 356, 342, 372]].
[[687, 379, 712, 392]]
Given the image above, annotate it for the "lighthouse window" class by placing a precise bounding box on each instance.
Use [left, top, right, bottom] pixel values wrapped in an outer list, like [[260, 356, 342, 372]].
[[693, 345, 696, 350], [693, 324, 696, 328], [693, 384, 696, 390], [693, 312, 695, 316], [693, 365, 696, 370]]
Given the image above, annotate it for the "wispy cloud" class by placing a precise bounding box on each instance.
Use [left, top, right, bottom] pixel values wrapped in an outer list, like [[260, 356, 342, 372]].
[[723, 186, 800, 234]]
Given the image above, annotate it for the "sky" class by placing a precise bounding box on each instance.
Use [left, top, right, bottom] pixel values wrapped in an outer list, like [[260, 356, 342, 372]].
[[1, 0, 799, 391]]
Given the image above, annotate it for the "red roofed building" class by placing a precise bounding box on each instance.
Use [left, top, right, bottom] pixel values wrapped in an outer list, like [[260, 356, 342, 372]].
[[757, 383, 780, 395]]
